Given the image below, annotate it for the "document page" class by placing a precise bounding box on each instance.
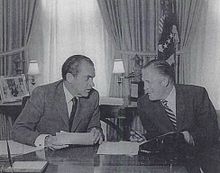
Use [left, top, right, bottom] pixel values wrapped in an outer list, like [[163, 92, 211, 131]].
[[0, 140, 42, 157], [97, 141, 140, 155], [56, 131, 94, 145]]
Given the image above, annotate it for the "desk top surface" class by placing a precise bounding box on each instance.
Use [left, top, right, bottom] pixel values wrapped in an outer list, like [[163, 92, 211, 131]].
[[1, 143, 220, 173]]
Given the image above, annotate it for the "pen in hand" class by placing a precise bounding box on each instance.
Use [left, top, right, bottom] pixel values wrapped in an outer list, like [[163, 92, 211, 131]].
[[130, 129, 145, 142]]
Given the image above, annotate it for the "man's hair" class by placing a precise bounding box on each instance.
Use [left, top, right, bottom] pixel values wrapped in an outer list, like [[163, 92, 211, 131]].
[[62, 55, 94, 80], [142, 59, 175, 82]]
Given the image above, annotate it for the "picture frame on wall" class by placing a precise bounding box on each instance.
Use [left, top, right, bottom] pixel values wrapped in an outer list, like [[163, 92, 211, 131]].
[[0, 74, 29, 103]]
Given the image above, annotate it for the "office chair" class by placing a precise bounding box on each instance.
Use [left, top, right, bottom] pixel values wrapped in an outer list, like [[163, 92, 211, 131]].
[[21, 96, 30, 109], [99, 105, 124, 140]]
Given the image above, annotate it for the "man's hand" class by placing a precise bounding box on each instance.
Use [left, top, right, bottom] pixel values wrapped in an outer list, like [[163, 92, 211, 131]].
[[44, 135, 69, 150], [129, 130, 146, 142], [90, 128, 104, 144], [181, 131, 195, 145]]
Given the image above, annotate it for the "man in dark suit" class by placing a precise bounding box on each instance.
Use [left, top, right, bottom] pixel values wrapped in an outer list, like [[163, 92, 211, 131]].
[[12, 55, 104, 149], [131, 59, 219, 150]]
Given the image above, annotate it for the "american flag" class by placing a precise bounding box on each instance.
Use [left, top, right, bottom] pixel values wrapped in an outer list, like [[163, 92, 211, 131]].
[[159, 14, 166, 35], [158, 0, 179, 60]]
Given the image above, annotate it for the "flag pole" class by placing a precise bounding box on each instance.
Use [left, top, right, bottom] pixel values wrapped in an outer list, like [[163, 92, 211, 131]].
[[171, 0, 179, 83], [174, 37, 177, 83], [172, 25, 179, 83]]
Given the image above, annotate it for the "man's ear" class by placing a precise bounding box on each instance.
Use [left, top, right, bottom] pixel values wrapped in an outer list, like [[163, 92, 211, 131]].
[[66, 73, 74, 83], [161, 77, 169, 87]]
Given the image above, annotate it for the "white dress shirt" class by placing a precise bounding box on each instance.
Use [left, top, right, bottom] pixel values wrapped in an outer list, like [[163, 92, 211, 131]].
[[63, 83, 78, 117], [164, 86, 176, 116]]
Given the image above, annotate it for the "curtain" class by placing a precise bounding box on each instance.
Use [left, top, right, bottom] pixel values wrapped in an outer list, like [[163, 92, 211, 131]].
[[0, 0, 38, 76], [0, 0, 38, 140], [98, 0, 157, 104], [175, 0, 205, 84], [27, 0, 112, 96], [184, 0, 220, 109]]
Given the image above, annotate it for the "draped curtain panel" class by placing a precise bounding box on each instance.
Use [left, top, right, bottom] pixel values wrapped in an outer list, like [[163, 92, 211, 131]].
[[0, 0, 37, 140], [175, 0, 205, 84], [0, 0, 38, 76], [98, 0, 157, 102]]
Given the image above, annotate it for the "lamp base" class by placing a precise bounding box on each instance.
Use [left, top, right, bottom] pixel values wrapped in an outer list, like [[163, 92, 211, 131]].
[[27, 75, 37, 94]]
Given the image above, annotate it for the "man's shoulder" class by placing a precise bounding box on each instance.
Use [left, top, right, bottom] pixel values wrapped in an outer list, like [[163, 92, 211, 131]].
[[176, 84, 206, 94], [32, 80, 63, 94]]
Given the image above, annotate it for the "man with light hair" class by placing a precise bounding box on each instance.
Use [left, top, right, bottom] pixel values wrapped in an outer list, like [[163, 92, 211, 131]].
[[132, 59, 219, 150]]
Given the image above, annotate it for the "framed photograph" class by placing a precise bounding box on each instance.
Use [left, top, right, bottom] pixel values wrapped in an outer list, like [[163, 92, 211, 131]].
[[0, 74, 29, 103], [130, 81, 145, 102]]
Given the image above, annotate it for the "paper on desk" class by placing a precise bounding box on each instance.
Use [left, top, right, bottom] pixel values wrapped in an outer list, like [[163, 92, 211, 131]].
[[56, 131, 94, 145], [4, 161, 48, 173], [0, 140, 42, 157], [97, 141, 140, 155]]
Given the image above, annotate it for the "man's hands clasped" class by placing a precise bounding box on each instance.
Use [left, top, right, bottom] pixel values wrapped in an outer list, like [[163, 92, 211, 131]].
[[44, 128, 104, 150], [44, 135, 69, 150]]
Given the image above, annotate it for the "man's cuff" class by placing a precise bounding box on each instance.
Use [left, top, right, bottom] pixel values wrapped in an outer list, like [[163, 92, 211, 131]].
[[34, 134, 49, 147], [182, 131, 195, 146]]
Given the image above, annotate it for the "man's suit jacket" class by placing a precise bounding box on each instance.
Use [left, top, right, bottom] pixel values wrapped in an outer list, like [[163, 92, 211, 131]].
[[12, 80, 101, 146], [138, 84, 219, 148]]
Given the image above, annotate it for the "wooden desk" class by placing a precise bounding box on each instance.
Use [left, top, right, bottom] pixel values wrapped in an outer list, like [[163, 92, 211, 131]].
[[1, 143, 220, 173]]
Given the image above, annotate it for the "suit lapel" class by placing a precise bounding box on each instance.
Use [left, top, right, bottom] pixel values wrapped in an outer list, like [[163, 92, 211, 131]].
[[149, 100, 174, 132], [157, 101, 175, 131], [54, 82, 69, 128], [176, 85, 186, 131]]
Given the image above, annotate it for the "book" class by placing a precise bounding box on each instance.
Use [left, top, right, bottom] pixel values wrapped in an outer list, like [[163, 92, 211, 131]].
[[4, 161, 48, 172]]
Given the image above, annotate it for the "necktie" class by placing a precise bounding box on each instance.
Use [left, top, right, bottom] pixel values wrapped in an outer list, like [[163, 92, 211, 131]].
[[69, 97, 78, 132], [161, 100, 177, 129]]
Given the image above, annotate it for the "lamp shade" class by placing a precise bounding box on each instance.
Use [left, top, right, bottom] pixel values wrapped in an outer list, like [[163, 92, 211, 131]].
[[112, 59, 125, 74], [28, 60, 39, 75]]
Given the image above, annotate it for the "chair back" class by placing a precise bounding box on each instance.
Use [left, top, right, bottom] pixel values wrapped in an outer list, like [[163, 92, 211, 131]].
[[22, 96, 30, 109]]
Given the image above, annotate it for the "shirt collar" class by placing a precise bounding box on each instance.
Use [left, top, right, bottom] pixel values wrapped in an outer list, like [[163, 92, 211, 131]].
[[164, 86, 176, 103], [63, 83, 78, 103]]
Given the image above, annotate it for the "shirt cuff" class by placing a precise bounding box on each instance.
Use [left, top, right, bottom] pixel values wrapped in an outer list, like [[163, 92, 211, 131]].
[[182, 131, 195, 146], [34, 134, 49, 147]]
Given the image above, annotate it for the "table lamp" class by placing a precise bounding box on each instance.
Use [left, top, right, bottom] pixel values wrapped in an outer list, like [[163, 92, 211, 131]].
[[28, 60, 39, 85], [112, 59, 125, 84]]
